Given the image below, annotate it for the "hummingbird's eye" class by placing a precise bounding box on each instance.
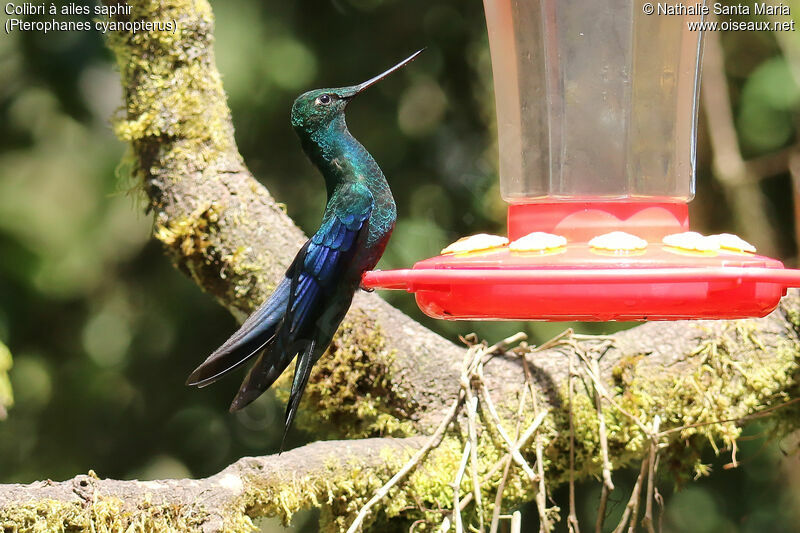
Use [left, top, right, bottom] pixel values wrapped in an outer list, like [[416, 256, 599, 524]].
[[316, 94, 333, 106]]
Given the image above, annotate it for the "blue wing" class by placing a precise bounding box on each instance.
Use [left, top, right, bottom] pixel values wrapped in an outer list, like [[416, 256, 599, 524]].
[[186, 182, 374, 396], [223, 182, 374, 422], [185, 279, 290, 388]]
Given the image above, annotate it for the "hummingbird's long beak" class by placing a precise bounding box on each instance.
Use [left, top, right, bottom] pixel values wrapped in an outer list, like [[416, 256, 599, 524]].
[[347, 49, 425, 97]]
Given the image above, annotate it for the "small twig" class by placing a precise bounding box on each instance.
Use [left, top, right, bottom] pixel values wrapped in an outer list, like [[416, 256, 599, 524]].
[[568, 352, 580, 533], [654, 468, 665, 533], [409, 519, 426, 533], [656, 397, 800, 438], [487, 332, 529, 355], [534, 430, 550, 532], [408, 493, 450, 516], [569, 341, 650, 437], [477, 366, 537, 482], [595, 487, 610, 533], [614, 457, 647, 533], [511, 511, 522, 533], [584, 349, 614, 533], [479, 332, 528, 368], [532, 328, 575, 353], [458, 409, 549, 512], [591, 356, 615, 493], [729, 439, 739, 469], [511, 410, 549, 458], [464, 392, 484, 532], [453, 441, 471, 533], [490, 388, 527, 533], [454, 332, 549, 521], [490, 454, 514, 533], [346, 391, 466, 533], [725, 433, 778, 469], [521, 352, 551, 533], [459, 333, 480, 346], [641, 416, 661, 533]]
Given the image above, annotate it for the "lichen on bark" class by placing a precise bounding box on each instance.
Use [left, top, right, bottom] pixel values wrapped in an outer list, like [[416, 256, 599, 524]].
[[276, 310, 419, 440], [104, 0, 298, 318]]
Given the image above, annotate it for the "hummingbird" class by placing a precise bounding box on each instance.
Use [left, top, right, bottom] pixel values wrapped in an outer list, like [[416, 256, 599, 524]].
[[186, 50, 423, 447]]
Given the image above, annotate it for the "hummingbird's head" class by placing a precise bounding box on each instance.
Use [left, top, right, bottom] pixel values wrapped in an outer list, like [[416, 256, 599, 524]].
[[291, 50, 424, 136], [290, 88, 352, 134]]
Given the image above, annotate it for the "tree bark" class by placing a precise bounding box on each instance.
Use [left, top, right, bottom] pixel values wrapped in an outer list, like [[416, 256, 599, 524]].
[[2, 1, 800, 532]]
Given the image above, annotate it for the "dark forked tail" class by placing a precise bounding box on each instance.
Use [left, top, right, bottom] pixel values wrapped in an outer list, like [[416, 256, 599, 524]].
[[185, 277, 291, 388]]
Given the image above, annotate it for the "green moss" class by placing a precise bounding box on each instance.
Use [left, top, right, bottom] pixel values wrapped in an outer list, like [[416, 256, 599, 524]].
[[239, 442, 417, 532], [611, 353, 645, 386], [105, 1, 262, 312], [7, 319, 797, 531], [275, 310, 418, 440], [105, 2, 235, 155], [314, 436, 525, 532], [155, 201, 223, 257], [784, 305, 800, 335], [0, 495, 241, 533], [543, 322, 800, 485], [103, 0, 237, 194], [151, 199, 265, 308], [251, 363, 547, 531], [260, 316, 798, 530]]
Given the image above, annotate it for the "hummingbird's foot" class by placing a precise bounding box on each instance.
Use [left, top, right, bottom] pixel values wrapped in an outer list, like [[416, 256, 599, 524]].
[[360, 283, 375, 293]]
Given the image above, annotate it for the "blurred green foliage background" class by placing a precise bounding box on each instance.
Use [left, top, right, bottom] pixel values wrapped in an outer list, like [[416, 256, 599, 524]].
[[2, 0, 800, 531]]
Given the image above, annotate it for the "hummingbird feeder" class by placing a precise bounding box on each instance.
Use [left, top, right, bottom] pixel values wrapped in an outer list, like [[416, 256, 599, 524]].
[[362, 0, 800, 321]]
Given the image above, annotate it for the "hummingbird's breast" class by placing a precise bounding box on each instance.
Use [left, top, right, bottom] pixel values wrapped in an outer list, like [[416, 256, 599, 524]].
[[315, 126, 397, 271], [336, 134, 396, 247], [366, 175, 396, 237], [349, 168, 396, 273]]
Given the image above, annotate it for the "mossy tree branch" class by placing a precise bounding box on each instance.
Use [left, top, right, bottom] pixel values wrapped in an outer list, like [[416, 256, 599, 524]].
[[2, 1, 800, 532], [2, 300, 799, 532], [0, 437, 426, 532]]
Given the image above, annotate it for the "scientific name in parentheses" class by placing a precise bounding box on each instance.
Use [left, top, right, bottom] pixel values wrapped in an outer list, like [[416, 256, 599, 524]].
[[656, 2, 791, 15]]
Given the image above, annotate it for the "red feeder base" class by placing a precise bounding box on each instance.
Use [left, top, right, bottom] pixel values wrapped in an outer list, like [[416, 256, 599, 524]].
[[362, 202, 800, 321], [363, 246, 800, 321]]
